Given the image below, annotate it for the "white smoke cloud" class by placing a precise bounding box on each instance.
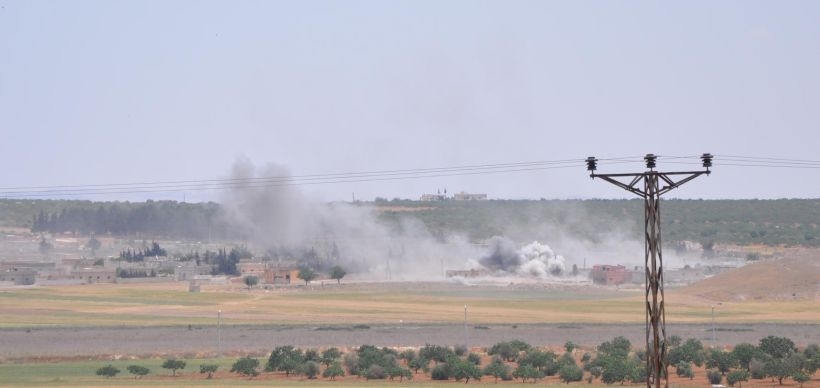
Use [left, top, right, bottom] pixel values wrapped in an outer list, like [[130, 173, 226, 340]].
[[518, 241, 565, 278], [477, 237, 566, 279]]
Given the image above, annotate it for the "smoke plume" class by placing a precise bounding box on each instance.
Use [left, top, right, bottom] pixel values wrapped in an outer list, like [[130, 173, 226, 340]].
[[478, 236, 566, 278], [219, 159, 480, 280]]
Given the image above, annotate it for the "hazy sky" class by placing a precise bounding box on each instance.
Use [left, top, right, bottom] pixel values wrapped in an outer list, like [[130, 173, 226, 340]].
[[2, 1, 819, 202]]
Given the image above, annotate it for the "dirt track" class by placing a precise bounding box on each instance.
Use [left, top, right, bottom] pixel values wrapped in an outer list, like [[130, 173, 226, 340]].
[[2, 323, 818, 361]]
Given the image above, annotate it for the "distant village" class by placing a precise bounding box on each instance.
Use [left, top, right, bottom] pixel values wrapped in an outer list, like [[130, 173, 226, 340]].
[[1, 230, 739, 289], [1, 189, 744, 289], [0, 235, 307, 289]]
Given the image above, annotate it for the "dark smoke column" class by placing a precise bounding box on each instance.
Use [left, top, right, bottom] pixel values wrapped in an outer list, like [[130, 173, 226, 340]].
[[585, 153, 712, 388]]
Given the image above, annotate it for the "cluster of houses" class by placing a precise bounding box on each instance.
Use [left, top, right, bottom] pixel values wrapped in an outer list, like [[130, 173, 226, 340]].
[[0, 258, 117, 285], [0, 256, 306, 287], [420, 191, 488, 201]]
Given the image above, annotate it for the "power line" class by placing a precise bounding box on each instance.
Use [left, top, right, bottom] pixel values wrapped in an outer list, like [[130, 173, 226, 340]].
[[4, 154, 815, 199], [2, 158, 609, 198]]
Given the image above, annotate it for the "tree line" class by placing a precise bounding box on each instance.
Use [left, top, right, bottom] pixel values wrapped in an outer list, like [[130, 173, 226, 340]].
[[7, 198, 820, 246], [95, 335, 819, 386]]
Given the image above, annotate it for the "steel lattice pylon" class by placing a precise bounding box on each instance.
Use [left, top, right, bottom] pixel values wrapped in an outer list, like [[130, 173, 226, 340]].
[[586, 154, 712, 388]]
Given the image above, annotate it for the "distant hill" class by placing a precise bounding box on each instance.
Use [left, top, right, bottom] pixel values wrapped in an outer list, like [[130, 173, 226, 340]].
[[679, 251, 820, 302]]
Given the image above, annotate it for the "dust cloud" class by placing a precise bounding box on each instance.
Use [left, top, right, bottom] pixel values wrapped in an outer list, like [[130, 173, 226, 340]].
[[220, 159, 685, 282]]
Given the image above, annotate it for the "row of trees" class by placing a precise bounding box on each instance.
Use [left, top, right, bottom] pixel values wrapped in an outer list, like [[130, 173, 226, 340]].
[[666, 335, 818, 386], [118, 241, 167, 262], [15, 198, 820, 246], [95, 336, 818, 385], [28, 201, 232, 239]]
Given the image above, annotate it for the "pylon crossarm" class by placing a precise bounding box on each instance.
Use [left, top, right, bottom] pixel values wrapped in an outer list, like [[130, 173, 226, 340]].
[[593, 175, 647, 198], [657, 172, 708, 196]]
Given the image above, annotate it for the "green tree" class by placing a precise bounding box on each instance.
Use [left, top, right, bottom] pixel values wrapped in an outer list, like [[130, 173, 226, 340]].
[[759, 336, 797, 359], [731, 343, 758, 370], [304, 348, 320, 362], [161, 358, 186, 376], [764, 358, 793, 385], [559, 364, 584, 384], [298, 267, 317, 285], [676, 361, 694, 380], [668, 335, 682, 347], [597, 336, 631, 359], [727, 370, 750, 388], [668, 338, 705, 367], [707, 370, 723, 385], [231, 356, 260, 378], [513, 364, 543, 383], [600, 357, 630, 385], [419, 344, 454, 364], [518, 349, 556, 374], [329, 265, 346, 284], [488, 341, 519, 362], [408, 356, 430, 374], [322, 361, 345, 380], [301, 361, 321, 379], [267, 345, 303, 375], [126, 365, 150, 379], [707, 348, 738, 375], [321, 347, 342, 366], [451, 357, 482, 383], [792, 371, 810, 388], [386, 365, 413, 382], [565, 341, 576, 353], [199, 363, 218, 379], [483, 357, 511, 382], [243, 275, 258, 290], [96, 364, 120, 379]]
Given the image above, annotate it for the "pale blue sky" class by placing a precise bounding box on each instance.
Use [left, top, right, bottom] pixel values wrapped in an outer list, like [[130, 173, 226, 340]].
[[1, 1, 819, 201]]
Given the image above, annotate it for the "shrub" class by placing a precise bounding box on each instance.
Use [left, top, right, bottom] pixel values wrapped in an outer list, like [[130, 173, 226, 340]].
[[198, 364, 217, 379], [727, 370, 750, 387], [454, 344, 468, 356], [749, 358, 767, 379], [559, 364, 584, 384], [513, 364, 543, 383], [230, 356, 259, 378], [301, 361, 321, 379], [431, 364, 450, 380], [127, 365, 150, 379], [483, 358, 511, 382], [96, 364, 120, 379], [322, 361, 345, 380], [365, 364, 386, 380], [675, 361, 694, 379], [467, 352, 482, 365], [408, 356, 429, 373], [304, 348, 320, 362], [707, 370, 723, 385]]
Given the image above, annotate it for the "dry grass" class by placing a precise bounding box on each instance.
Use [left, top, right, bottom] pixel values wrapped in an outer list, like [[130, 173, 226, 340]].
[[1, 278, 818, 328]]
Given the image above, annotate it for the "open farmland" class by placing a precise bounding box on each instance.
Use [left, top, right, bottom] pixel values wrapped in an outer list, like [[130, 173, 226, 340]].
[[1, 277, 818, 361]]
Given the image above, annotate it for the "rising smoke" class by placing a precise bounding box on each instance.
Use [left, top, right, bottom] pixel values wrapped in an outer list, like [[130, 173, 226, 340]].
[[219, 159, 480, 280], [477, 236, 566, 278], [220, 159, 662, 282]]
